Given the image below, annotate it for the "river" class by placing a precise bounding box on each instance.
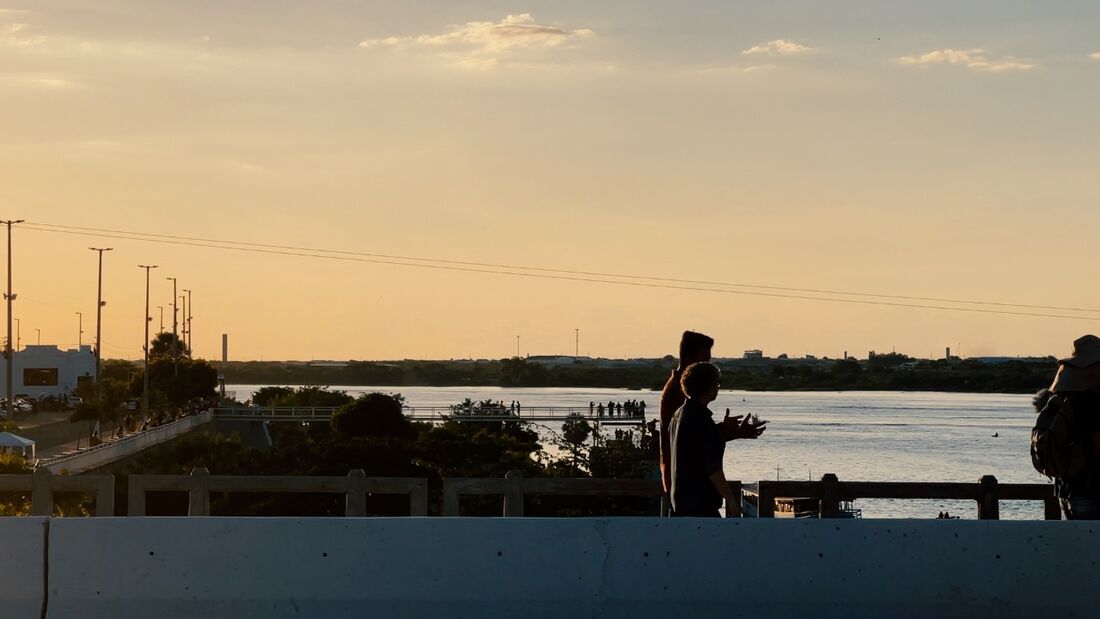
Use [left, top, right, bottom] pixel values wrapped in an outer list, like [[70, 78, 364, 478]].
[[226, 385, 1048, 519]]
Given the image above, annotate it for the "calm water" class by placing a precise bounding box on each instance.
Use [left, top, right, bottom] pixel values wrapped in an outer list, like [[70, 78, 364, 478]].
[[227, 385, 1049, 519]]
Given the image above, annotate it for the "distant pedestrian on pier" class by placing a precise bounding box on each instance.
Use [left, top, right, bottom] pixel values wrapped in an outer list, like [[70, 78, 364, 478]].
[[670, 363, 765, 517], [597, 403, 605, 417], [1034, 334, 1100, 520]]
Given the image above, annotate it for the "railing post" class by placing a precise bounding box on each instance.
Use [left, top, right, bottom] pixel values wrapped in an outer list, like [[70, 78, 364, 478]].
[[659, 494, 671, 517], [128, 476, 147, 516], [820, 473, 840, 518], [727, 480, 742, 517], [1044, 497, 1062, 520], [345, 469, 367, 517], [31, 468, 53, 517], [442, 480, 460, 517], [757, 481, 775, 518], [503, 470, 524, 517], [408, 479, 428, 517], [188, 467, 211, 516], [977, 475, 999, 520], [93, 475, 115, 517]]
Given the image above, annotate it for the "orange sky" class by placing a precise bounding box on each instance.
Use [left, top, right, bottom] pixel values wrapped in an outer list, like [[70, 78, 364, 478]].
[[2, 2, 1099, 360]]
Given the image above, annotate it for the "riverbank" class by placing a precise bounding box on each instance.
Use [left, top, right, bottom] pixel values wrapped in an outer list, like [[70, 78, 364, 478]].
[[212, 357, 1055, 394]]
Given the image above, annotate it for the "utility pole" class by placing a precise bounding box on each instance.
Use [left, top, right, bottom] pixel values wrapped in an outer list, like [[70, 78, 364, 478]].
[[185, 288, 192, 356], [157, 306, 163, 334], [2, 219, 23, 421], [140, 265, 158, 418], [165, 276, 177, 375], [76, 312, 83, 347], [180, 293, 187, 356], [182, 289, 191, 356], [90, 247, 112, 383]]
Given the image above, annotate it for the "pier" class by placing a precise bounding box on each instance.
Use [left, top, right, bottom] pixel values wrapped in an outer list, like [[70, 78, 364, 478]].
[[212, 405, 649, 425]]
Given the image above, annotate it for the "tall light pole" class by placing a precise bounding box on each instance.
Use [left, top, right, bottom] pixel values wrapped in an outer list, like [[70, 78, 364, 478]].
[[34, 328, 40, 345], [575, 328, 579, 357], [183, 288, 192, 356], [14, 318, 19, 350], [90, 247, 112, 383], [157, 306, 164, 334], [182, 289, 190, 357], [2, 219, 23, 421], [165, 276, 177, 376], [141, 265, 158, 417], [516, 335, 520, 358], [76, 312, 83, 347]]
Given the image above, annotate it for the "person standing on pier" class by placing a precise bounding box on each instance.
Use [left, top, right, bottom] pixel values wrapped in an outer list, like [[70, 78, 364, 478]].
[[1038, 334, 1100, 520]]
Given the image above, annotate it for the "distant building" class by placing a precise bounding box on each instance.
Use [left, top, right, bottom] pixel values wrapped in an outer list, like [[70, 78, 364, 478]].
[[526, 355, 594, 366], [0, 345, 95, 399], [743, 350, 764, 359]]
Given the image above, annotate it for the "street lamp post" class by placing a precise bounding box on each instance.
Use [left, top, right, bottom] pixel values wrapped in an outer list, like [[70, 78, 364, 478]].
[[157, 306, 163, 334], [34, 328, 39, 345], [183, 288, 192, 356], [90, 247, 112, 383], [1, 219, 23, 421], [141, 265, 158, 417], [165, 277, 177, 376], [76, 312, 83, 347]]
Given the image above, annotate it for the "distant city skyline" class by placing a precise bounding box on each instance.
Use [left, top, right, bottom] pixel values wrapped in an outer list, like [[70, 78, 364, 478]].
[[3, 1, 1099, 360]]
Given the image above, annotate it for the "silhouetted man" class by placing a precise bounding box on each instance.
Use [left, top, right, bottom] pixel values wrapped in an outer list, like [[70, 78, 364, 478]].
[[669, 362, 764, 517], [660, 331, 715, 498]]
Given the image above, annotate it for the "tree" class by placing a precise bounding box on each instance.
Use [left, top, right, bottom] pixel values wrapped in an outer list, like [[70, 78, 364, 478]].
[[332, 393, 412, 439], [251, 386, 294, 407], [150, 332, 189, 360]]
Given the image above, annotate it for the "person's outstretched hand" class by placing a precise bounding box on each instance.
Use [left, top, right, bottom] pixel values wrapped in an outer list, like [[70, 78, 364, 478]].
[[723, 408, 766, 440], [721, 409, 745, 440]]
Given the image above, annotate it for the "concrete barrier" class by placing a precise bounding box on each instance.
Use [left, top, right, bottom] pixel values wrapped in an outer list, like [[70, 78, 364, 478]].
[[44, 517, 1100, 618], [0, 518, 47, 619], [43, 411, 213, 474]]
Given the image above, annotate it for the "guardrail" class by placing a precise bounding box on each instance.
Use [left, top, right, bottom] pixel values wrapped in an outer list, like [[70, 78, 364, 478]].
[[0, 469, 114, 516], [0, 470, 1061, 519], [441, 470, 688, 517], [127, 467, 428, 517], [744, 474, 1059, 519]]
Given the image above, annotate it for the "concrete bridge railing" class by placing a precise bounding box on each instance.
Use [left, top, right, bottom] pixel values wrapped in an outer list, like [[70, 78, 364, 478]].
[[39, 410, 214, 474], [6, 469, 1059, 519], [5, 517, 1098, 618]]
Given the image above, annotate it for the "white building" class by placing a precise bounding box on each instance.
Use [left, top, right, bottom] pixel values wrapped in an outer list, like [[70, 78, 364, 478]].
[[0, 345, 96, 399]]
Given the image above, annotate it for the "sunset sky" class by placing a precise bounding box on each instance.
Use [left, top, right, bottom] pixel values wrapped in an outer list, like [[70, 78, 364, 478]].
[[2, 1, 1099, 361]]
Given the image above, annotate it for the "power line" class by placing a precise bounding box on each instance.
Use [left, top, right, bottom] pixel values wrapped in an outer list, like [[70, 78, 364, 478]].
[[15, 222, 1100, 322], [23, 221, 1100, 314]]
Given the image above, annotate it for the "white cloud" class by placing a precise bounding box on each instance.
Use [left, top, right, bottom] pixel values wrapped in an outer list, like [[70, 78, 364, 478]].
[[1090, 51, 1100, 60], [897, 48, 1036, 72], [742, 39, 816, 56], [695, 63, 776, 75], [359, 14, 593, 69], [3, 22, 46, 47]]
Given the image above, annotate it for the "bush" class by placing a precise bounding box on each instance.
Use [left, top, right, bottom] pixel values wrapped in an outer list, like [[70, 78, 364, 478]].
[[331, 393, 411, 439]]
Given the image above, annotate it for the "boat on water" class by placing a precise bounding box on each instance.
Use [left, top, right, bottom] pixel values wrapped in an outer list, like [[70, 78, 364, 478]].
[[740, 487, 862, 519]]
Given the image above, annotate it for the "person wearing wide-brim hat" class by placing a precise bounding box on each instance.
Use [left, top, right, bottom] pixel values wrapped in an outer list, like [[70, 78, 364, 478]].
[[1047, 335, 1100, 519]]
